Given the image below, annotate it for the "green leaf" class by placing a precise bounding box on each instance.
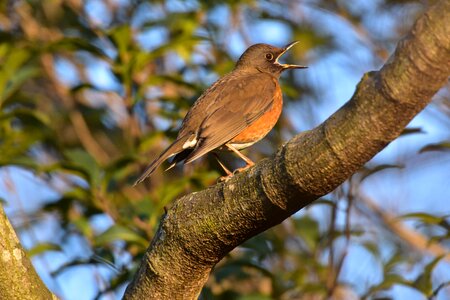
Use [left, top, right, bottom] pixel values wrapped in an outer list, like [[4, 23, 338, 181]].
[[69, 83, 100, 94], [384, 251, 405, 274], [360, 164, 404, 183], [412, 255, 445, 296], [419, 141, 450, 153], [45, 162, 91, 181], [73, 217, 94, 240], [63, 148, 100, 183], [381, 274, 410, 289], [109, 25, 132, 59], [240, 235, 274, 260], [155, 178, 189, 207], [94, 225, 148, 248], [50, 258, 94, 277], [400, 212, 446, 225], [104, 154, 137, 183], [0, 48, 32, 104], [0, 108, 51, 127], [27, 243, 62, 257], [361, 241, 380, 259], [431, 281, 450, 299], [47, 37, 106, 58], [400, 127, 425, 136], [312, 198, 337, 208], [0, 156, 38, 170], [293, 215, 320, 251], [364, 274, 410, 298], [214, 258, 273, 283], [1, 66, 40, 102]]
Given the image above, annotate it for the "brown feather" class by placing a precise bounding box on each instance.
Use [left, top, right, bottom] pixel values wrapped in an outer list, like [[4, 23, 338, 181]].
[[183, 72, 278, 164]]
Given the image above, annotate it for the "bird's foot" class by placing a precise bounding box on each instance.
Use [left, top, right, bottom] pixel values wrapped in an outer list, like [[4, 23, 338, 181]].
[[217, 163, 254, 182], [233, 164, 253, 175], [218, 174, 233, 182]]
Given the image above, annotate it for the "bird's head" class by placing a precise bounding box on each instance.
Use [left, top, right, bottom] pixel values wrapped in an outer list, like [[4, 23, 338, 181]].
[[234, 42, 307, 76]]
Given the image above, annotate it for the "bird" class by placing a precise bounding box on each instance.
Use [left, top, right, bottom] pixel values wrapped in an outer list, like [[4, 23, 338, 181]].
[[134, 41, 307, 185]]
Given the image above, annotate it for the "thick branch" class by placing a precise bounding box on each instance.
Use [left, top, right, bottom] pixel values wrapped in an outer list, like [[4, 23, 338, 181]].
[[0, 205, 57, 299], [124, 1, 450, 299]]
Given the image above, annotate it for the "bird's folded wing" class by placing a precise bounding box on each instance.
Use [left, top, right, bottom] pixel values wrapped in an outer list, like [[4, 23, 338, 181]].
[[184, 73, 278, 164]]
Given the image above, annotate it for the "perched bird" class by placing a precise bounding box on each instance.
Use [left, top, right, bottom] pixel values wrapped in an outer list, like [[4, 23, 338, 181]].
[[134, 42, 307, 185]]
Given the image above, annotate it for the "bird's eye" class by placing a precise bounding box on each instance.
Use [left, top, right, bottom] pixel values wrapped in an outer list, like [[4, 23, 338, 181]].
[[265, 53, 274, 61]]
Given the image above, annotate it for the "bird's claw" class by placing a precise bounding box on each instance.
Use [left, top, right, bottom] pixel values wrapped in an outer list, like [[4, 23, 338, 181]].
[[218, 174, 233, 182], [217, 164, 253, 182]]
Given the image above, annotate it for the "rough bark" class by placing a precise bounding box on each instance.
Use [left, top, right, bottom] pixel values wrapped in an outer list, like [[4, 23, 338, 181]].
[[123, 1, 450, 299], [0, 205, 58, 299]]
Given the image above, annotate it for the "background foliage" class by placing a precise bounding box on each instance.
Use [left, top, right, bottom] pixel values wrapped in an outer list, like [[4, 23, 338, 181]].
[[0, 0, 449, 299]]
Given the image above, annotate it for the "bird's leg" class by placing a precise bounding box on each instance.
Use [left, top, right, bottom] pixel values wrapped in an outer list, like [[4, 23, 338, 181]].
[[226, 144, 255, 166], [226, 144, 255, 173], [213, 153, 233, 182], [214, 153, 232, 175]]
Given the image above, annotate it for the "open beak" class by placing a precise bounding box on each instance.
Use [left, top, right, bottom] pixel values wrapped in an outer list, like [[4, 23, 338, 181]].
[[275, 41, 308, 69]]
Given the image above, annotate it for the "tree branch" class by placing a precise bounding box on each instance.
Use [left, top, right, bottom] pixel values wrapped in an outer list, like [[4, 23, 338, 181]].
[[0, 205, 58, 299], [123, 1, 450, 299]]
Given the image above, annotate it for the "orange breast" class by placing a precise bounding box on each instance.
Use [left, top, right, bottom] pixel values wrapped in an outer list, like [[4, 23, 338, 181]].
[[230, 83, 283, 148]]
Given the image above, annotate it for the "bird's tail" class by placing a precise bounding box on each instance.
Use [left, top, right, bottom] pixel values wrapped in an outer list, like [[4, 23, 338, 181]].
[[133, 136, 189, 186]]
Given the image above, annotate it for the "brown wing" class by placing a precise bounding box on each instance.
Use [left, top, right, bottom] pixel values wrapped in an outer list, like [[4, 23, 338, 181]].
[[184, 72, 278, 164]]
